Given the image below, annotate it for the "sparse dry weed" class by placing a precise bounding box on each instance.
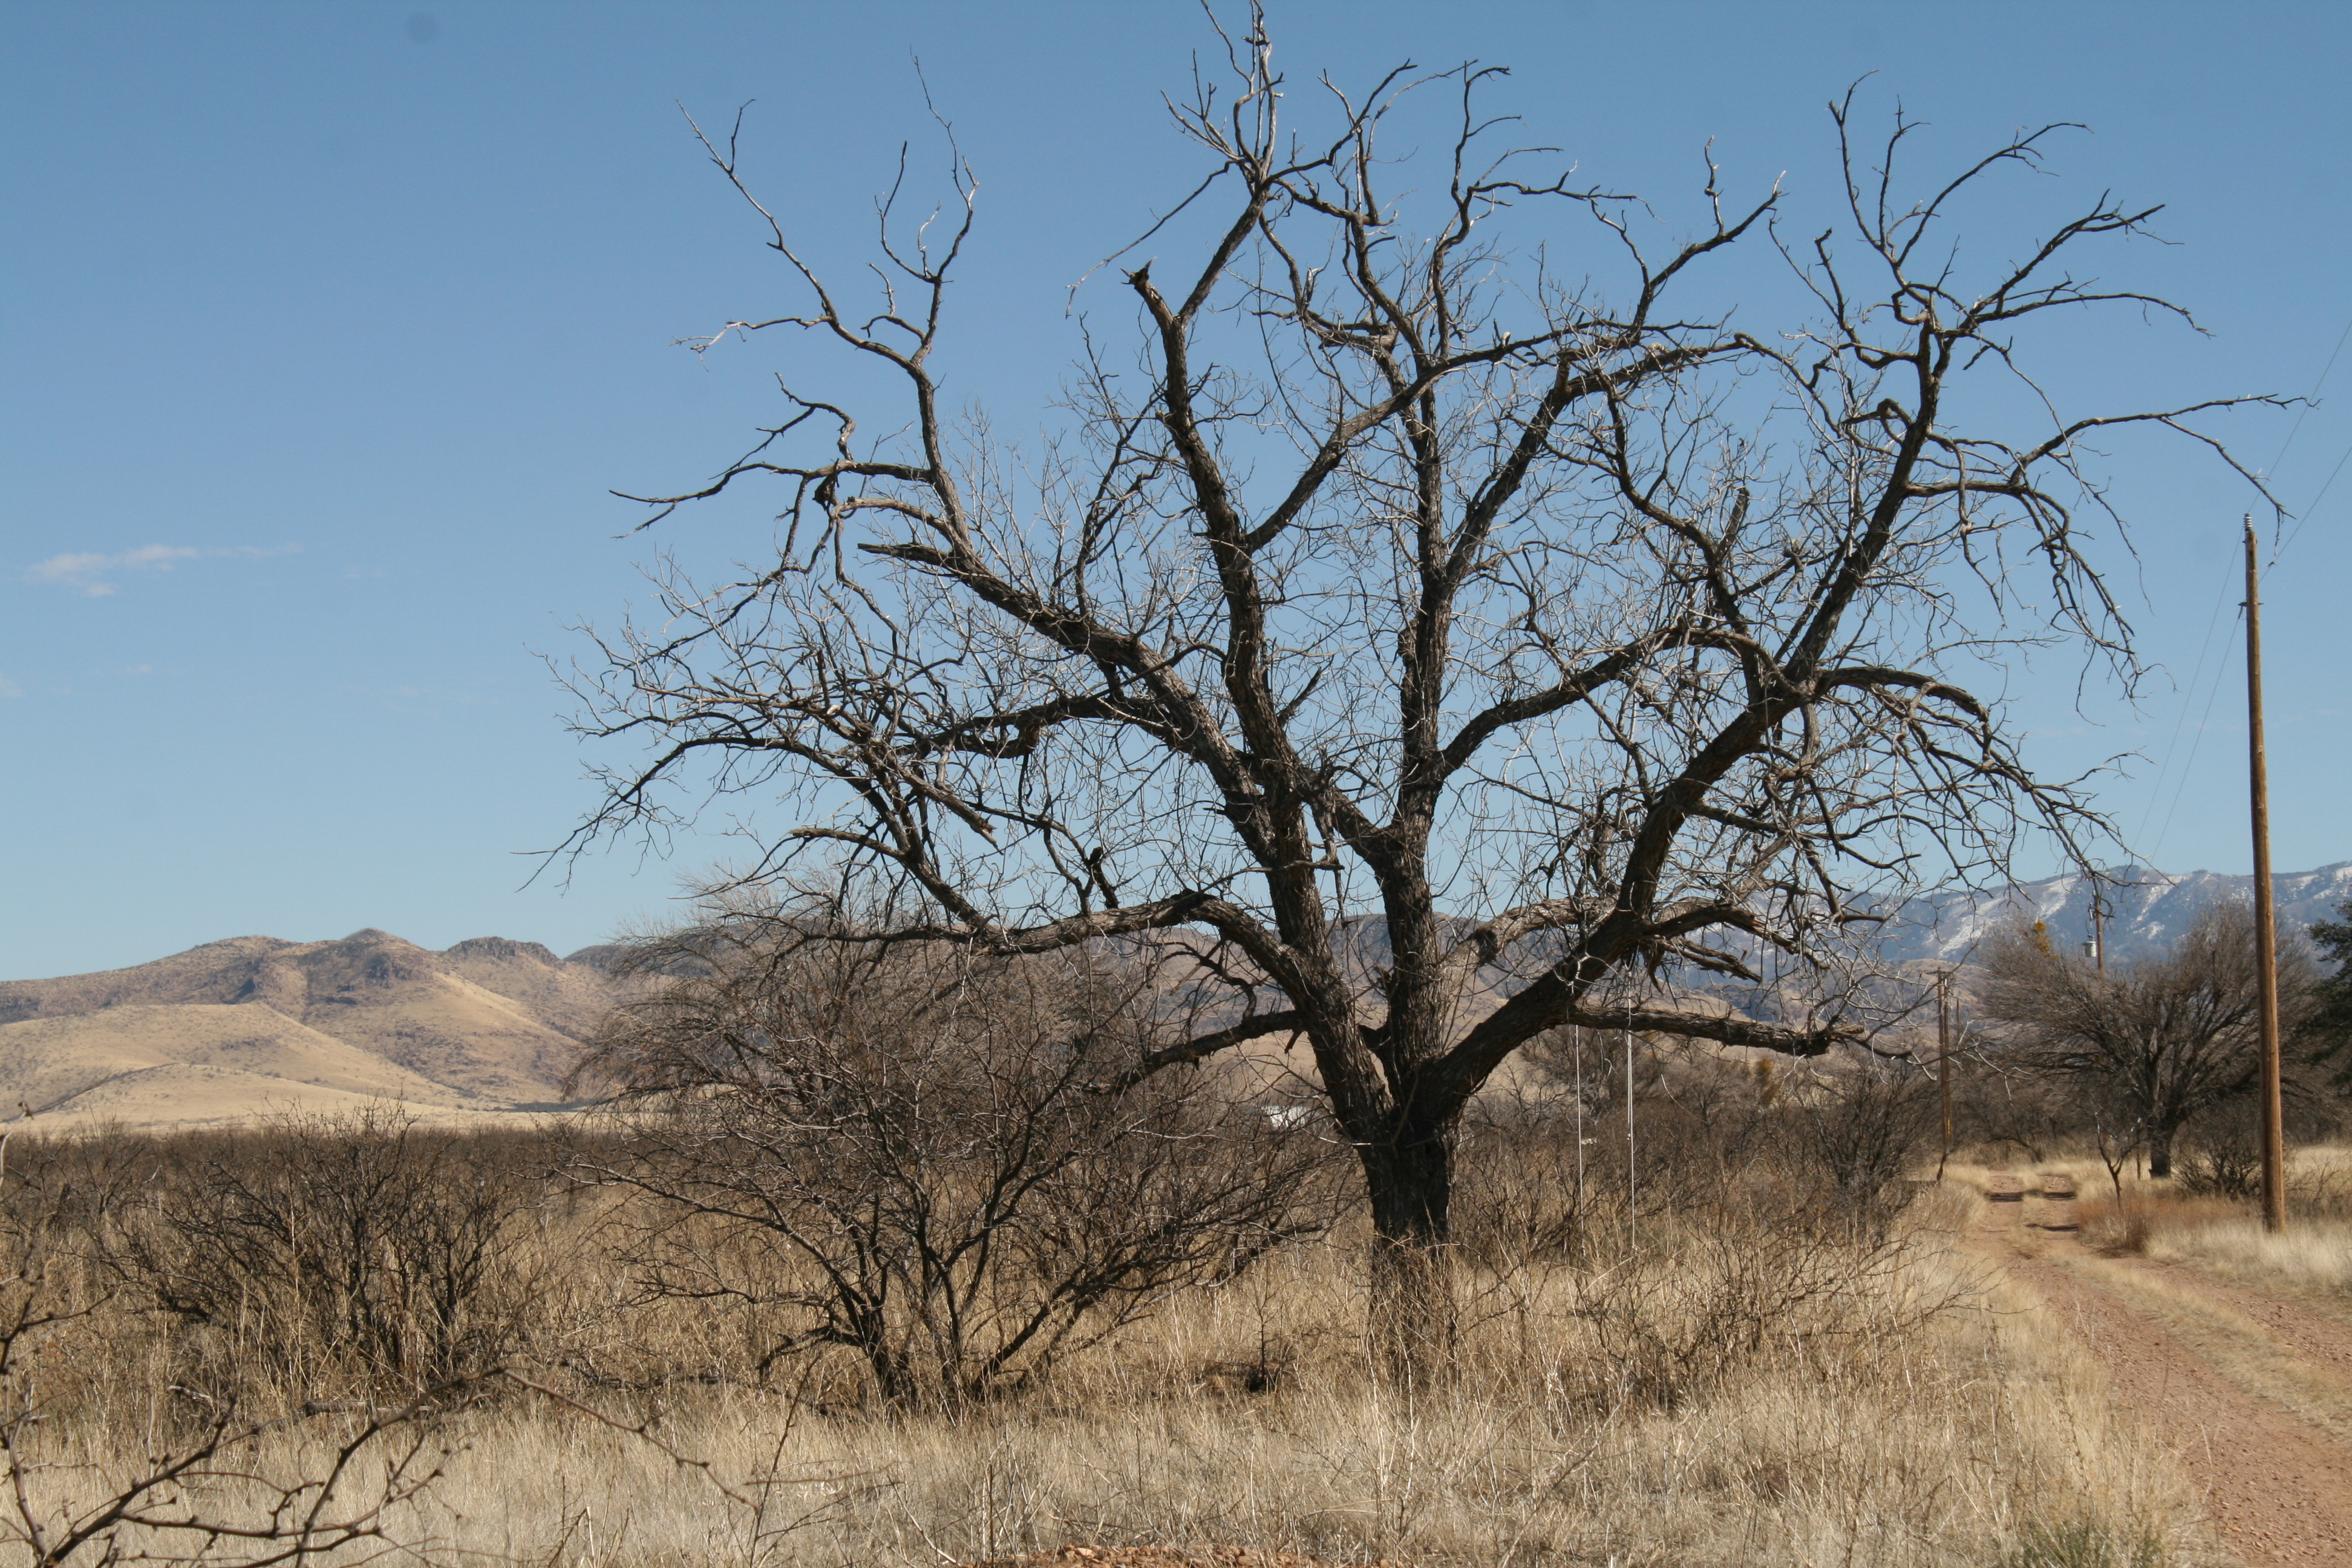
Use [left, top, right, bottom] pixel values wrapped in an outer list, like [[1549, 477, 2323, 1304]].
[[1975, 1143, 2352, 1284], [4, 1120, 2213, 1567]]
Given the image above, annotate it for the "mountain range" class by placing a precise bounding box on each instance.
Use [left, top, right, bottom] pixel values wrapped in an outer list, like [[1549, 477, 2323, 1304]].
[[0, 929, 629, 1129], [3, 860, 2342, 1128], [1877, 861, 2352, 969]]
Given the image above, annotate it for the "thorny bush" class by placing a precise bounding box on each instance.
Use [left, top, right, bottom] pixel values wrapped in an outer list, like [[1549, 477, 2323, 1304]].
[[572, 920, 1342, 1411], [0, 1129, 479, 1568], [116, 1109, 550, 1401]]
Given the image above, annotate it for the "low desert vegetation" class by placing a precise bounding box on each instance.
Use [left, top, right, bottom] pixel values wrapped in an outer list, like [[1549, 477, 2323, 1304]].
[[2047, 1142, 2352, 1282], [15, 887, 2347, 1565], [0, 1031, 2224, 1567], [19, 884, 2342, 1565]]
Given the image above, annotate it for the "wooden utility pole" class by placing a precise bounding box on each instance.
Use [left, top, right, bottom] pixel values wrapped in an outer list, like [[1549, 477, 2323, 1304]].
[[2245, 518, 2288, 1233], [1936, 976, 1955, 1180]]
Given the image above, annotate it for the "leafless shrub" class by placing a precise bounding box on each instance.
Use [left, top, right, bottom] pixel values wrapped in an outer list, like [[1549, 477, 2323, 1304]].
[[1944, 1061, 2076, 1167], [116, 1108, 549, 1402], [1470, 1037, 1928, 1263], [1785, 1062, 1938, 1230], [0, 1130, 479, 1567], [1449, 1044, 1959, 1419], [1474, 1028, 1782, 1266], [1454, 1100, 1596, 1272], [2174, 1102, 2264, 1201], [575, 920, 1340, 1411], [1558, 1204, 1936, 1415]]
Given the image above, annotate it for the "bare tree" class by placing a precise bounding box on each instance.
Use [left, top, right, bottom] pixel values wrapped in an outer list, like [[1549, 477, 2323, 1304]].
[[1976, 904, 2318, 1177], [564, 11, 2275, 1351], [571, 917, 1333, 1410]]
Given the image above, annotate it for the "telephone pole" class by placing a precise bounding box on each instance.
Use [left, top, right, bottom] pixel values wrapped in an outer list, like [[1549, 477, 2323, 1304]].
[[2245, 518, 2287, 1233]]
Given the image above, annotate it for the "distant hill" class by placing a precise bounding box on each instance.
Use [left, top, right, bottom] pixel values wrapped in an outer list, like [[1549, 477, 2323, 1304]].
[[0, 1004, 474, 1128], [4, 861, 2339, 1126], [0, 930, 632, 1127], [1872, 861, 2352, 969]]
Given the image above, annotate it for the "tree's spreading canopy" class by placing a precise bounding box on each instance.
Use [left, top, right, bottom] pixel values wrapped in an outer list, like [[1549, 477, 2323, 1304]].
[[563, 15, 2277, 1249]]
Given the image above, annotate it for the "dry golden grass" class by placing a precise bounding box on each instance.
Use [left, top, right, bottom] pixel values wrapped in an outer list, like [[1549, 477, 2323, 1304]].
[[1951, 1143, 2352, 1281], [0, 1114, 2252, 1568], [2114, 1143, 2352, 1292], [22, 1183, 2211, 1568], [2149, 1220, 2352, 1290]]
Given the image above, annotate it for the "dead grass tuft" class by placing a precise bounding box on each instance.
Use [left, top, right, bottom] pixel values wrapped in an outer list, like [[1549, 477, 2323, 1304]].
[[1, 1119, 2228, 1567]]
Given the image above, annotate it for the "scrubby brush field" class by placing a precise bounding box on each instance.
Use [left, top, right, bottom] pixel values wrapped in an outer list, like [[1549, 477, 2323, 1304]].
[[0, 1108, 2256, 1568]]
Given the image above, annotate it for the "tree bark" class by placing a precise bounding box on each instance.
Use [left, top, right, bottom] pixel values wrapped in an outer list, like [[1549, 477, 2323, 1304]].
[[1359, 1107, 1461, 1390], [2148, 1122, 2175, 1180]]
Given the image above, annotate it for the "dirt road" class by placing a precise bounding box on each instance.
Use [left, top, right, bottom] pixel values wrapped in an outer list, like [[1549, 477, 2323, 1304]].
[[1996, 1217, 2352, 1567]]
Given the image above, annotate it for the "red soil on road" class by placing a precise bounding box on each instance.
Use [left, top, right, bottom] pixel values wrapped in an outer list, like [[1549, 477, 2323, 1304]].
[[2005, 1240, 2352, 1567]]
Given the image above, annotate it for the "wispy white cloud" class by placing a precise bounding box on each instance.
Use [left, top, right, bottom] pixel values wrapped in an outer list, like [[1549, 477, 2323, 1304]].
[[25, 543, 300, 596], [30, 546, 198, 595]]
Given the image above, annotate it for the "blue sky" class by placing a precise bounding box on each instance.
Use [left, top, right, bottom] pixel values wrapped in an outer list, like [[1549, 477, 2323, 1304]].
[[5, 1, 2349, 979]]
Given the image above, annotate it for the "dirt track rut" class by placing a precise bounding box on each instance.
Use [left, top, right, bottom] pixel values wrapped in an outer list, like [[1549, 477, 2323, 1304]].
[[1999, 1225, 2352, 1567]]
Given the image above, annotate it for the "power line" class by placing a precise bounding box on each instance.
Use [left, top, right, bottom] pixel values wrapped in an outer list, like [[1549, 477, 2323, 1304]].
[[2273, 437, 2352, 565], [2148, 607, 2244, 866], [2131, 570, 2233, 852], [2263, 309, 2352, 566], [2264, 313, 2352, 479], [2136, 309, 2352, 849]]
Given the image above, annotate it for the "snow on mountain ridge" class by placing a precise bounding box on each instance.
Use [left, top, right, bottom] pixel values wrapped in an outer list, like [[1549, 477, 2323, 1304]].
[[1880, 861, 2352, 967]]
